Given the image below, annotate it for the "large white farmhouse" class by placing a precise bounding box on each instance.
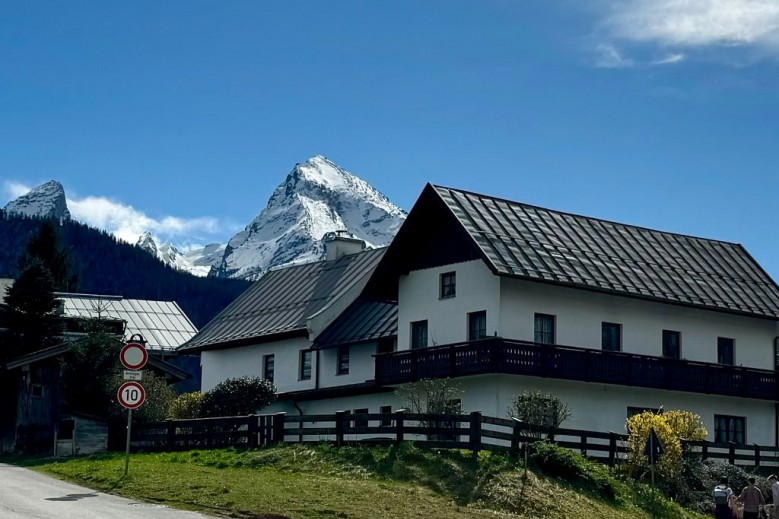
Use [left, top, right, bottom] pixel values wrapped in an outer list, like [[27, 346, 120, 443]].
[[181, 184, 779, 446]]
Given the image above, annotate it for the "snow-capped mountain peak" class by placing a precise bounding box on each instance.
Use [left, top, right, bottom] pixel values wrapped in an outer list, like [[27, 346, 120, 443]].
[[3, 180, 71, 220], [212, 156, 406, 280]]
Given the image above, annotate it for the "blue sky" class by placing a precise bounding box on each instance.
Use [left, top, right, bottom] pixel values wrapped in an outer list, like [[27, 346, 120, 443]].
[[2, 1, 778, 280]]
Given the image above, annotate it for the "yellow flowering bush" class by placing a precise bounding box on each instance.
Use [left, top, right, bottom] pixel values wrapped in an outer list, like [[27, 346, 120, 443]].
[[626, 409, 707, 481]]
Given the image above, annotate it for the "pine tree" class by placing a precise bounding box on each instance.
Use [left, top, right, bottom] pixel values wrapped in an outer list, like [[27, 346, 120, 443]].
[[0, 258, 63, 360], [18, 220, 78, 291]]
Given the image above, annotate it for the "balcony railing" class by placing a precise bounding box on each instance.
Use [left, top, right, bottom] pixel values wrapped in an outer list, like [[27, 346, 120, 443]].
[[375, 337, 779, 401]]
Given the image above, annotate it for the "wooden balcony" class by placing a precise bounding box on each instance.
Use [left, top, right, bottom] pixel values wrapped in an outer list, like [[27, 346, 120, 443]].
[[374, 337, 779, 401]]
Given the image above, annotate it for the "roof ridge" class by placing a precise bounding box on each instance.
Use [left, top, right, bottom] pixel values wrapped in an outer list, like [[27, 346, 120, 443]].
[[432, 184, 743, 248]]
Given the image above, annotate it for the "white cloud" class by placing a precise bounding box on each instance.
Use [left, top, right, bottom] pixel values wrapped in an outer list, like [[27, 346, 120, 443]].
[[3, 181, 32, 200], [3, 180, 229, 247], [595, 43, 635, 68], [69, 195, 223, 245], [604, 0, 779, 48], [651, 53, 686, 65]]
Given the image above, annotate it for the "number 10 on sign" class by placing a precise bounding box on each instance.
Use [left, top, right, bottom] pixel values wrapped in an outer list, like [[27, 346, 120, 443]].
[[118, 381, 145, 409]]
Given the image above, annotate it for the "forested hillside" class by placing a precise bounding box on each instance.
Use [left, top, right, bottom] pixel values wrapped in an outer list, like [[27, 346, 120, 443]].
[[0, 211, 250, 328]]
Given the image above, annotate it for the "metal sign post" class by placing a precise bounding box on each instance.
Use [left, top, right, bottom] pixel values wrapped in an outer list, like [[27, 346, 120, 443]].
[[118, 335, 147, 476]]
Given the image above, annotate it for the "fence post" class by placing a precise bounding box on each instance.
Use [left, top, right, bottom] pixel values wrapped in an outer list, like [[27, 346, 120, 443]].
[[608, 432, 617, 466], [510, 418, 523, 458], [469, 411, 482, 458], [272, 412, 286, 446], [335, 410, 348, 447], [248, 415, 258, 449], [580, 433, 587, 456], [205, 421, 212, 448], [395, 410, 405, 445], [754, 444, 761, 469], [729, 442, 736, 465], [166, 419, 176, 451], [546, 426, 555, 442], [702, 441, 708, 460]]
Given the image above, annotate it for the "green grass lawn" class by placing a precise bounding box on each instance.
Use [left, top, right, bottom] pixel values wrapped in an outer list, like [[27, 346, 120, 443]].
[[14, 443, 708, 519]]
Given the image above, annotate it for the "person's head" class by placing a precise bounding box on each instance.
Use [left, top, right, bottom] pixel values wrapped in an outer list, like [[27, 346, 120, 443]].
[[770, 475, 778, 482], [720, 476, 729, 485], [748, 477, 756, 485]]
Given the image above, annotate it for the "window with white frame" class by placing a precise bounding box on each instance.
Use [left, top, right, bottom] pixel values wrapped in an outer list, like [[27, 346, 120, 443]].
[[299, 350, 312, 380], [411, 320, 428, 349], [263, 354, 275, 383], [714, 415, 745, 446], [440, 271, 456, 298], [337, 346, 350, 375], [468, 310, 487, 341], [534, 313, 555, 344]]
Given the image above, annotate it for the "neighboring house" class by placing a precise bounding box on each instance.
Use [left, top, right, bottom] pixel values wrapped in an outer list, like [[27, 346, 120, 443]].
[[1, 288, 197, 453], [185, 184, 779, 447]]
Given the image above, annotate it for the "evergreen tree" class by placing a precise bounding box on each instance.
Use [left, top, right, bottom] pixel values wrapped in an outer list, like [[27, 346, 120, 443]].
[[18, 220, 77, 291], [0, 258, 63, 360]]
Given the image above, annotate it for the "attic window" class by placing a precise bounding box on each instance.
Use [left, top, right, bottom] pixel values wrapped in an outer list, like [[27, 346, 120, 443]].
[[440, 272, 456, 299], [31, 384, 44, 399]]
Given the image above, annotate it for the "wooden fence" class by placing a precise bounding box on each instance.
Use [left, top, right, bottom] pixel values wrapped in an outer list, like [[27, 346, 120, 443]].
[[131, 411, 779, 469]]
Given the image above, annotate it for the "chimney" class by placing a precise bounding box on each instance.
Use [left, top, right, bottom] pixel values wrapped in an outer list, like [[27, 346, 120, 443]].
[[323, 230, 365, 261]]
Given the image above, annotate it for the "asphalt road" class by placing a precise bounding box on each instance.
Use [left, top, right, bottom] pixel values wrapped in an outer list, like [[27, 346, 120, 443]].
[[0, 463, 215, 519]]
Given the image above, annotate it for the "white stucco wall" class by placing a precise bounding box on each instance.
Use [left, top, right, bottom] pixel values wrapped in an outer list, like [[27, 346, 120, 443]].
[[201, 336, 316, 393], [318, 342, 377, 388], [398, 260, 500, 349], [499, 278, 777, 369]]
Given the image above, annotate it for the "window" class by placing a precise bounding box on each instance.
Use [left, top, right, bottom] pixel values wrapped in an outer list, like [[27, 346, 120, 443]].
[[299, 350, 312, 380], [31, 384, 44, 399], [602, 322, 622, 352], [263, 354, 275, 383], [718, 337, 734, 365], [534, 313, 556, 344], [353, 408, 369, 428], [468, 311, 487, 341], [440, 272, 456, 298], [627, 407, 661, 418], [337, 346, 350, 375], [380, 405, 392, 427], [411, 320, 428, 349], [377, 339, 395, 355], [714, 415, 745, 446], [662, 330, 681, 359]]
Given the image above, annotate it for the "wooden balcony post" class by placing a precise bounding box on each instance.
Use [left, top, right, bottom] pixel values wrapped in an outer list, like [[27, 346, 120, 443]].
[[395, 410, 405, 445], [272, 412, 286, 446], [469, 411, 482, 458], [449, 344, 456, 377], [411, 349, 418, 382]]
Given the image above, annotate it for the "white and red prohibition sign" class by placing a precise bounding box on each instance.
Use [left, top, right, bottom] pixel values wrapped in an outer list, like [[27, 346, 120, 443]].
[[120, 342, 148, 370], [117, 381, 146, 409]]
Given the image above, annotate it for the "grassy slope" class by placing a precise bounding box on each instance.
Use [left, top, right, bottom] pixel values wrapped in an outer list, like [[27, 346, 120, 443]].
[[17, 444, 707, 519]]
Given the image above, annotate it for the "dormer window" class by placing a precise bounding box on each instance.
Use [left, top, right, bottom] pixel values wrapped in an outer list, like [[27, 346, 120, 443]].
[[440, 272, 456, 299]]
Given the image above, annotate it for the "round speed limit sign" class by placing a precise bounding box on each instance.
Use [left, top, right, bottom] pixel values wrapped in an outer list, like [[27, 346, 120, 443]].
[[117, 381, 146, 409]]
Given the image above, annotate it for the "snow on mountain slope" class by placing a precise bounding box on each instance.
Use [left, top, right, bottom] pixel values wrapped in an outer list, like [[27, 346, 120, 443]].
[[135, 231, 224, 277], [211, 155, 406, 280], [3, 180, 71, 220]]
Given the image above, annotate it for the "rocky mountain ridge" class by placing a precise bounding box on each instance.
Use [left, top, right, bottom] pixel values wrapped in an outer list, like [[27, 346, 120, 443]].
[[4, 156, 406, 279]]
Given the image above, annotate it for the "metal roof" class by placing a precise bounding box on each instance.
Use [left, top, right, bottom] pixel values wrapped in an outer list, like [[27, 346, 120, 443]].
[[313, 299, 397, 349], [433, 185, 779, 319], [179, 247, 387, 352], [58, 294, 198, 351]]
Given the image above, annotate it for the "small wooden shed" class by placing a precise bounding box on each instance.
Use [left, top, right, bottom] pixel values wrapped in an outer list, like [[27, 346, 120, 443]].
[[55, 413, 108, 457]]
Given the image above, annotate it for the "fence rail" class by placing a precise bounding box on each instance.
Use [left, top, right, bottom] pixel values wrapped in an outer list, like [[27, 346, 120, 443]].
[[131, 411, 779, 469]]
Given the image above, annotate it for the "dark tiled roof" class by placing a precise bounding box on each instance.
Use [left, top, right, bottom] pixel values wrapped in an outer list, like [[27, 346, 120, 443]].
[[313, 299, 397, 349], [434, 185, 779, 319], [180, 247, 386, 352]]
